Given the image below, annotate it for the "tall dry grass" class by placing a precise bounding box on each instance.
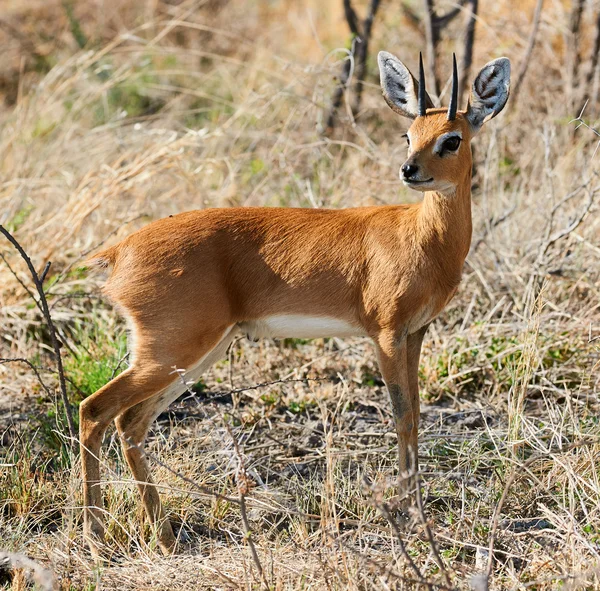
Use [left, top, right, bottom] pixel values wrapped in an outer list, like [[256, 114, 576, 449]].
[[1, 0, 599, 589]]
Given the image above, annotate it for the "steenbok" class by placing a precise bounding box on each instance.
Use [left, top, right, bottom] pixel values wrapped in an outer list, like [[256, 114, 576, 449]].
[[82, 51, 510, 555]]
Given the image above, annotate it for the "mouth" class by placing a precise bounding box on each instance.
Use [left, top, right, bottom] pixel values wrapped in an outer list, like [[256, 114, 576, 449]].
[[403, 178, 434, 186]]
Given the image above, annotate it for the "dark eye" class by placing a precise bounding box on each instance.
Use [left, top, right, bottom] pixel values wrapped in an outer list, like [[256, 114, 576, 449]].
[[403, 133, 410, 146], [442, 136, 461, 152]]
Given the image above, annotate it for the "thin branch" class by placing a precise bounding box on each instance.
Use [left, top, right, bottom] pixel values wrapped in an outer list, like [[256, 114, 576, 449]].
[[0, 358, 54, 399], [567, 0, 585, 90], [459, 0, 478, 105], [375, 500, 424, 580], [324, 0, 381, 134], [0, 252, 43, 316], [181, 376, 329, 405], [582, 9, 600, 107], [343, 0, 360, 35], [423, 0, 441, 97], [414, 469, 453, 588], [512, 0, 544, 101], [486, 438, 599, 578], [472, 204, 517, 252], [226, 422, 270, 591], [433, 0, 469, 29], [323, 46, 356, 135], [352, 0, 382, 116], [0, 225, 76, 446]]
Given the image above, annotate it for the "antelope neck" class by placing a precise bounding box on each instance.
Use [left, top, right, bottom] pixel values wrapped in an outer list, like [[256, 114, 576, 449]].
[[417, 179, 473, 262]]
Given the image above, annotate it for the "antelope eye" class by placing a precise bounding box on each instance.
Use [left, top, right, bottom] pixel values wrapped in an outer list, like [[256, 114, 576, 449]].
[[442, 136, 461, 152]]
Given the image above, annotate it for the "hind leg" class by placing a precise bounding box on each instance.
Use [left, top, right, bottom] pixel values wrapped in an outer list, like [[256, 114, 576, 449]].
[[114, 326, 239, 554], [115, 392, 180, 554], [79, 365, 175, 556], [79, 325, 235, 557]]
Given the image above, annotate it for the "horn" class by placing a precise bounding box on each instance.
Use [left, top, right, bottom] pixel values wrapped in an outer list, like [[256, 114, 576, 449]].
[[418, 52, 427, 117], [447, 53, 458, 121]]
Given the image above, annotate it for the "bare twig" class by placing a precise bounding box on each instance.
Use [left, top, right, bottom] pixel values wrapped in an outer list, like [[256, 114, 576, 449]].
[[375, 500, 424, 580], [570, 102, 600, 157], [225, 422, 270, 591], [567, 0, 585, 94], [0, 225, 76, 446], [124, 435, 241, 506], [323, 0, 381, 135], [0, 358, 54, 399], [423, 0, 441, 97], [486, 439, 599, 579], [351, 0, 381, 116], [414, 469, 453, 588], [0, 252, 42, 316], [512, 0, 544, 101], [434, 0, 469, 29], [459, 0, 478, 105], [582, 9, 600, 106], [182, 375, 328, 405], [472, 204, 517, 252]]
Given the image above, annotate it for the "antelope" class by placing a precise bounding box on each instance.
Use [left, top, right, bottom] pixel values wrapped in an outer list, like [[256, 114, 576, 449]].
[[81, 51, 510, 556]]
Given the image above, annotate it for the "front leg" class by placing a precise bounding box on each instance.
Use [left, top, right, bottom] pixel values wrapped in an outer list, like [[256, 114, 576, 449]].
[[375, 330, 417, 503], [406, 323, 429, 471]]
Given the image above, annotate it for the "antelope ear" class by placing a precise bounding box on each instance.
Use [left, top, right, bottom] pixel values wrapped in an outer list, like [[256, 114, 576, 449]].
[[378, 51, 433, 120], [466, 57, 511, 132]]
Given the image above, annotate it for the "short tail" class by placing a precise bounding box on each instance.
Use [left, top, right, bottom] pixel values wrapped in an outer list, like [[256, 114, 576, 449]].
[[85, 244, 119, 270]]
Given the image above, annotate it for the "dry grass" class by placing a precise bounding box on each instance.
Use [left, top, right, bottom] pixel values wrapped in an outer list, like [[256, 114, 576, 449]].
[[1, 0, 600, 589]]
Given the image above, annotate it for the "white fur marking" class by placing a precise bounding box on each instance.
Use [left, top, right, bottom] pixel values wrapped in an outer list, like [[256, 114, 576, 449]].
[[144, 326, 239, 427], [407, 303, 436, 334], [240, 315, 365, 340]]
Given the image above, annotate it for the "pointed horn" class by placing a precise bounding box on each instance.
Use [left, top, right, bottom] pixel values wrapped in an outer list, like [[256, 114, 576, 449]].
[[448, 53, 458, 120], [418, 52, 427, 117]]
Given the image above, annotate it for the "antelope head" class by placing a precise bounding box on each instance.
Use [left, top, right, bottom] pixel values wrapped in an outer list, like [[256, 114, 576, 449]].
[[378, 52, 511, 196]]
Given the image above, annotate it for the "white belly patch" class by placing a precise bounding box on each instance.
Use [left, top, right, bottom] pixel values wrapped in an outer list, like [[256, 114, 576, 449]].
[[239, 314, 365, 340]]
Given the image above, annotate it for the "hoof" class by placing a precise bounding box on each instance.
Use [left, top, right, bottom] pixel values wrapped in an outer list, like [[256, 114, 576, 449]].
[[85, 529, 108, 562], [157, 520, 178, 556]]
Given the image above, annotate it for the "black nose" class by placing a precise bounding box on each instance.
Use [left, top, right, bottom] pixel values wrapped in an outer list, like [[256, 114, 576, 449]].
[[401, 163, 418, 179]]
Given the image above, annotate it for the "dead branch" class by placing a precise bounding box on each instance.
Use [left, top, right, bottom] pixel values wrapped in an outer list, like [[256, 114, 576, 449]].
[[472, 203, 517, 253], [459, 0, 478, 105], [375, 500, 424, 580], [486, 439, 598, 579], [434, 0, 469, 29], [567, 0, 585, 93], [226, 422, 270, 591], [0, 225, 76, 447], [423, 0, 441, 97], [423, 0, 473, 103], [414, 469, 453, 588], [352, 0, 382, 115], [582, 9, 600, 107], [512, 0, 544, 101], [0, 358, 54, 400], [323, 0, 381, 135], [125, 435, 241, 506]]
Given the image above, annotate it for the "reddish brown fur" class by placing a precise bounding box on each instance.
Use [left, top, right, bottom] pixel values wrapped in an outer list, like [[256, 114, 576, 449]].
[[80, 110, 477, 557]]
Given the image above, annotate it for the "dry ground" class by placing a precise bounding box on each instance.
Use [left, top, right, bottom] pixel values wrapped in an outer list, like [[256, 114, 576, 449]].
[[1, 0, 600, 589]]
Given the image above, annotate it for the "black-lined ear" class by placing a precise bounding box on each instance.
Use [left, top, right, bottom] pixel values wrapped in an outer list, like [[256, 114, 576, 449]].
[[378, 51, 434, 120], [466, 58, 511, 132]]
